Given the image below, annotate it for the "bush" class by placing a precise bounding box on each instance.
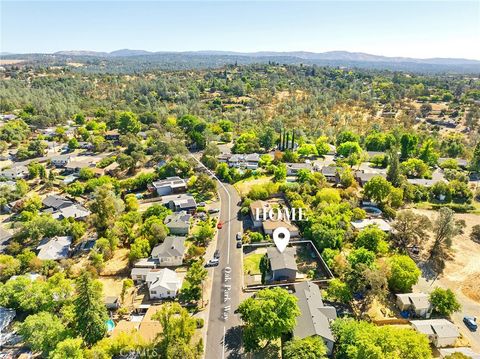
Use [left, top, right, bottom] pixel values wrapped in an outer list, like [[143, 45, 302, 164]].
[[196, 318, 204, 328], [429, 287, 461, 316]]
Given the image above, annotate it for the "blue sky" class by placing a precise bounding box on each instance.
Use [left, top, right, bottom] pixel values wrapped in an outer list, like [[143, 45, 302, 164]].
[[1, 1, 479, 59]]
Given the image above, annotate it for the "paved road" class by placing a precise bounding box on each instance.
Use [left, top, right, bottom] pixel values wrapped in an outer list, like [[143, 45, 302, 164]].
[[190, 155, 244, 359]]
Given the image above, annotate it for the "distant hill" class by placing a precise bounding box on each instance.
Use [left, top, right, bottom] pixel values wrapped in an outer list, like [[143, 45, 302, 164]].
[[3, 49, 480, 73]]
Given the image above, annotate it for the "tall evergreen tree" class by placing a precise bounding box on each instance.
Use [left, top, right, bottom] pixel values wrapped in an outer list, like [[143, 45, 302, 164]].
[[387, 149, 402, 187], [73, 272, 108, 346], [471, 142, 480, 172], [291, 130, 295, 150], [286, 132, 290, 151]]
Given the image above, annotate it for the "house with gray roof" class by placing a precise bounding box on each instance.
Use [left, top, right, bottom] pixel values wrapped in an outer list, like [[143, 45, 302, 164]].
[[0, 165, 28, 180], [42, 194, 73, 210], [52, 204, 90, 221], [36, 236, 72, 261], [164, 211, 191, 235], [161, 193, 197, 212], [411, 319, 459, 348], [266, 247, 297, 281], [396, 292, 430, 317], [286, 162, 313, 176], [151, 236, 186, 267], [293, 281, 337, 355]]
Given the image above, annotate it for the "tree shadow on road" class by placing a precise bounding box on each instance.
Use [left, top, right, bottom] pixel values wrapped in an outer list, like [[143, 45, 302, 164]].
[[225, 325, 243, 359]]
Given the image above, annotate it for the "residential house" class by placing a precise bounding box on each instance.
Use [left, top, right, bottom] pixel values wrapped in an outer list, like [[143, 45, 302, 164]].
[[146, 268, 182, 299], [439, 348, 480, 359], [64, 156, 101, 174], [293, 281, 337, 355], [0, 180, 16, 191], [133, 258, 159, 269], [36, 236, 73, 261], [152, 176, 187, 196], [218, 153, 232, 163], [151, 236, 186, 267], [286, 162, 313, 176], [104, 296, 120, 310], [0, 227, 13, 253], [351, 218, 392, 232], [228, 153, 260, 170], [262, 220, 299, 238], [267, 247, 297, 282], [320, 166, 340, 183], [161, 193, 197, 212], [407, 178, 441, 187], [249, 200, 271, 228], [411, 319, 459, 347], [164, 211, 191, 235], [365, 151, 386, 160], [0, 307, 16, 347], [104, 129, 120, 141], [396, 293, 430, 317], [50, 154, 72, 168], [0, 165, 28, 180], [104, 162, 120, 176], [131, 267, 151, 282], [52, 204, 90, 221], [42, 194, 73, 211]]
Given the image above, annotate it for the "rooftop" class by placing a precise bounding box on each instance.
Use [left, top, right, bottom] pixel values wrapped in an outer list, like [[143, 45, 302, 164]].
[[267, 246, 297, 271], [411, 319, 459, 339], [151, 236, 186, 258], [293, 281, 337, 341]]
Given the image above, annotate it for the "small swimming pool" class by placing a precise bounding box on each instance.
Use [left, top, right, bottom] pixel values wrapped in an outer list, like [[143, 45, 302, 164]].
[[106, 319, 115, 331], [361, 206, 382, 217]]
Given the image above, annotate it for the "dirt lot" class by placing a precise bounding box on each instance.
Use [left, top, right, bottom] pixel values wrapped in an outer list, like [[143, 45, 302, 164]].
[[101, 248, 130, 276], [413, 208, 480, 302]]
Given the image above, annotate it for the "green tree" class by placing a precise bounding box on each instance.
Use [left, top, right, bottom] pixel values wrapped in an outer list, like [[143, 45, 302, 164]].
[[0, 254, 21, 281], [315, 136, 331, 156], [336, 131, 359, 146], [283, 336, 327, 359], [181, 259, 207, 303], [355, 226, 388, 254], [129, 237, 151, 263], [273, 163, 287, 182], [51, 337, 85, 359], [259, 127, 277, 150], [68, 137, 79, 150], [326, 278, 353, 303], [429, 207, 465, 273], [73, 272, 108, 346], [336, 141, 362, 159], [332, 318, 431, 359], [152, 302, 202, 358], [388, 254, 421, 293], [18, 312, 67, 356], [392, 210, 431, 249], [401, 158, 430, 178], [418, 139, 439, 166], [89, 185, 124, 233], [347, 248, 376, 269], [118, 111, 141, 134], [386, 149, 402, 187], [400, 133, 418, 159], [429, 287, 461, 316], [470, 141, 480, 172], [237, 287, 300, 351], [363, 175, 392, 204]]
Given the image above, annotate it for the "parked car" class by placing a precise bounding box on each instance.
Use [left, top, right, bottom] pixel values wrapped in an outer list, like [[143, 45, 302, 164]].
[[236, 232, 242, 241], [208, 208, 220, 214], [464, 316, 478, 331], [205, 258, 219, 267], [236, 241, 242, 248], [217, 221, 223, 229], [214, 250, 220, 259]]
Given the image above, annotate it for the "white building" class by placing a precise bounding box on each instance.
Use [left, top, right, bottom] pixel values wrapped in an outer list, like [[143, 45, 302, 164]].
[[146, 268, 182, 299], [411, 319, 459, 348], [396, 293, 430, 317], [152, 176, 186, 196], [150, 236, 186, 267], [0, 165, 28, 180]]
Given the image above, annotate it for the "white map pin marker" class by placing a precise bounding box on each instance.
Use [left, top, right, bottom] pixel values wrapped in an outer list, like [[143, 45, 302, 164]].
[[273, 226, 291, 253]]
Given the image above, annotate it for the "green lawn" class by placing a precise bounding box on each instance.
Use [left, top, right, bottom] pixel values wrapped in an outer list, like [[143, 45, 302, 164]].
[[243, 253, 263, 275]]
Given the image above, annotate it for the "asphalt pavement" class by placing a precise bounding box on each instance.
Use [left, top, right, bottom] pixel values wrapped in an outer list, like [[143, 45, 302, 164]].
[[190, 154, 244, 359]]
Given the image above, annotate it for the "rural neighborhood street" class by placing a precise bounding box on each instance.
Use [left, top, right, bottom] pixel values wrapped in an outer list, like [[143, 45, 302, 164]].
[[190, 154, 244, 359]]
